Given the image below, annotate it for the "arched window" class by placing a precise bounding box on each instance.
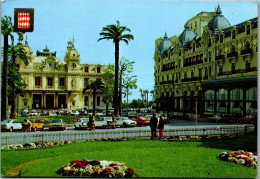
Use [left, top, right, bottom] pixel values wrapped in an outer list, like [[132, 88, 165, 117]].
[[191, 70, 194, 79], [245, 61, 250, 71], [220, 34, 224, 43], [231, 45, 236, 53], [246, 25, 251, 35], [245, 41, 250, 49], [184, 71, 187, 79], [232, 30, 236, 39]]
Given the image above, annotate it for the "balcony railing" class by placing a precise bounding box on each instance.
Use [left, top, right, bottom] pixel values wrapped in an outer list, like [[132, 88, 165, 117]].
[[183, 60, 203, 67], [160, 80, 174, 85], [162, 66, 176, 72], [215, 55, 225, 60], [227, 52, 238, 58], [240, 48, 253, 55], [181, 77, 202, 82]]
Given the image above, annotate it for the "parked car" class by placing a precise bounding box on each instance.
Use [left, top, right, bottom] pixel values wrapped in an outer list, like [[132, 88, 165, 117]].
[[94, 117, 109, 128], [129, 116, 150, 126], [40, 110, 49, 116], [58, 109, 68, 115], [116, 117, 137, 127], [70, 110, 80, 116], [28, 109, 39, 116], [74, 118, 89, 129], [238, 114, 257, 124], [1, 119, 23, 132], [207, 115, 224, 123], [48, 119, 66, 130], [29, 119, 45, 131]]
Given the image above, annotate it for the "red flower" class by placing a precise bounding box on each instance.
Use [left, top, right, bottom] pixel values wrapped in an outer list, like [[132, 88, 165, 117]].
[[126, 168, 134, 175], [70, 160, 85, 168], [109, 163, 118, 167], [253, 152, 257, 156], [244, 152, 251, 157]]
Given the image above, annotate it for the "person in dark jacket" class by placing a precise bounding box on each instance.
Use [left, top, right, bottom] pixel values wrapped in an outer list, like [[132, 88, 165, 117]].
[[150, 113, 158, 139], [158, 115, 165, 138]]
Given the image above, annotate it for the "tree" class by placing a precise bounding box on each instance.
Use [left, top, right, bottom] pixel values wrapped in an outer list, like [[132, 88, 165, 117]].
[[1, 16, 14, 121], [102, 64, 115, 115], [143, 89, 149, 108], [98, 20, 134, 116], [83, 79, 105, 116], [119, 57, 136, 115], [7, 60, 27, 118], [122, 76, 137, 111], [8, 35, 27, 118]]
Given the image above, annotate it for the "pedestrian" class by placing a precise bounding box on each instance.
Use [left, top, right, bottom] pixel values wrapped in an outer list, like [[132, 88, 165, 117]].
[[112, 115, 117, 129], [150, 113, 158, 139], [88, 115, 94, 131], [23, 119, 32, 132], [158, 115, 165, 139]]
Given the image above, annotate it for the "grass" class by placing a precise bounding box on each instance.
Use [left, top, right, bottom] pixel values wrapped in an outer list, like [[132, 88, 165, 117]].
[[1, 135, 257, 178]]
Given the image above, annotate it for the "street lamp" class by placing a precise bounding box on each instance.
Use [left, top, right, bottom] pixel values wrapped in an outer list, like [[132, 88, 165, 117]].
[[119, 61, 135, 116]]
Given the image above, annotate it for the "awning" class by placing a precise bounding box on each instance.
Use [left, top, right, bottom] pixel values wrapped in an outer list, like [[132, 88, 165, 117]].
[[154, 97, 171, 103]]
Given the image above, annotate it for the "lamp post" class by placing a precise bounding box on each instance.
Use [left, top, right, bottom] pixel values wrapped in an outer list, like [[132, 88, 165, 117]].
[[119, 61, 135, 116]]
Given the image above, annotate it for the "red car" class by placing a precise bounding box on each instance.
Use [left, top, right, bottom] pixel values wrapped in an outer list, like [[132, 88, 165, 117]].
[[238, 114, 257, 124], [129, 116, 150, 126]]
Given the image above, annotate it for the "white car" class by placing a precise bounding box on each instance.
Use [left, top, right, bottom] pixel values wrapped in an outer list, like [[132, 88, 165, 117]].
[[74, 118, 89, 129], [70, 110, 79, 116], [48, 119, 66, 130], [94, 117, 109, 128], [1, 119, 23, 132], [28, 110, 39, 116], [116, 117, 137, 127]]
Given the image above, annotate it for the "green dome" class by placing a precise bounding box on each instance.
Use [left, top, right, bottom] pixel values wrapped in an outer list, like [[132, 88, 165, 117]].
[[158, 32, 174, 55]]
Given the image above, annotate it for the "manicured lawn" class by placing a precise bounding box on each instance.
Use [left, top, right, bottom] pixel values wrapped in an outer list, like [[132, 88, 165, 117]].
[[1, 135, 257, 178]]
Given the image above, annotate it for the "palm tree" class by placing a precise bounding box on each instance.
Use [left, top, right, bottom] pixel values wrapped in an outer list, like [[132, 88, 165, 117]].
[[143, 89, 149, 108], [98, 20, 134, 116], [8, 39, 27, 118], [1, 16, 14, 121], [83, 79, 105, 116]]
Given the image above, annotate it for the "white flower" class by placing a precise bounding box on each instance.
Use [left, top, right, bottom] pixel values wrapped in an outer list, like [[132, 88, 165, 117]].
[[63, 166, 71, 171], [237, 159, 245, 165]]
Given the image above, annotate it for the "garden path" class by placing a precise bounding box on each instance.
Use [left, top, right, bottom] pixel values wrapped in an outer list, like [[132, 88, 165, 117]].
[[5, 158, 47, 177]]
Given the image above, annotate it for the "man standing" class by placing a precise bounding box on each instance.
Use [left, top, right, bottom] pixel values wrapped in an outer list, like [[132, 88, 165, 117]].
[[150, 113, 158, 139]]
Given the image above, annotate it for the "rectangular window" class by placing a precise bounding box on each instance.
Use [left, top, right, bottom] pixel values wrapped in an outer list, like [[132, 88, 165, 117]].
[[85, 66, 89, 72], [60, 77, 65, 87], [97, 67, 101, 73], [97, 96, 100, 106], [84, 96, 89, 106], [35, 77, 41, 86], [84, 78, 89, 87], [47, 77, 53, 86]]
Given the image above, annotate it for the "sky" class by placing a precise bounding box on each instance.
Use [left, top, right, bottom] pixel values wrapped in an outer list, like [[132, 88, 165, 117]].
[[1, 0, 258, 101]]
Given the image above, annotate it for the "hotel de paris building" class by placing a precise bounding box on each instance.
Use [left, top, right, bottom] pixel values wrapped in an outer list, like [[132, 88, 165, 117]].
[[16, 39, 109, 111], [153, 5, 258, 117]]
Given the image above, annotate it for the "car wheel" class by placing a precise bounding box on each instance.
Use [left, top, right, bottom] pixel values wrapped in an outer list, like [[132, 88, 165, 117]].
[[123, 123, 127, 128], [137, 123, 141, 127], [9, 127, 13, 132], [42, 126, 45, 131], [238, 120, 243, 124]]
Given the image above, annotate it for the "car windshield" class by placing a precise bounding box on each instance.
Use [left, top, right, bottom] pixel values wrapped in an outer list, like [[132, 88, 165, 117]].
[[139, 117, 147, 120], [2, 119, 12, 124], [246, 115, 253, 118], [81, 118, 89, 121], [51, 119, 62, 123]]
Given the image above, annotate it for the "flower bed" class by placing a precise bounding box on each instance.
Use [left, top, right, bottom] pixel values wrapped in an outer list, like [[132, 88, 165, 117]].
[[1, 140, 70, 150], [218, 150, 257, 168], [56, 159, 137, 177]]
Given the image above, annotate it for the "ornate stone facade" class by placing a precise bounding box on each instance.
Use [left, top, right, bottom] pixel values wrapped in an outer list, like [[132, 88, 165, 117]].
[[16, 38, 109, 111], [153, 5, 258, 117]]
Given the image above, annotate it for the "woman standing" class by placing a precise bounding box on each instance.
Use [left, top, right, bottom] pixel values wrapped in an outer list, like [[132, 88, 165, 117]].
[[158, 115, 165, 138]]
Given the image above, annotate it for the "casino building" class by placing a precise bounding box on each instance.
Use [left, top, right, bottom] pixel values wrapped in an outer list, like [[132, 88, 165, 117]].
[[153, 5, 258, 117], [16, 37, 109, 111]]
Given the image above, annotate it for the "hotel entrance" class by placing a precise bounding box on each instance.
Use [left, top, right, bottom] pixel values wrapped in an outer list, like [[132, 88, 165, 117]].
[[32, 94, 42, 109], [46, 94, 54, 109], [58, 94, 67, 108]]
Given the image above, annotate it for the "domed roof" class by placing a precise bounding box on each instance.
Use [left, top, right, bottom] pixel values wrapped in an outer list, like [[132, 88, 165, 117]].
[[157, 32, 174, 55], [22, 36, 33, 55], [178, 22, 196, 48], [65, 40, 81, 61], [207, 5, 231, 34]]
